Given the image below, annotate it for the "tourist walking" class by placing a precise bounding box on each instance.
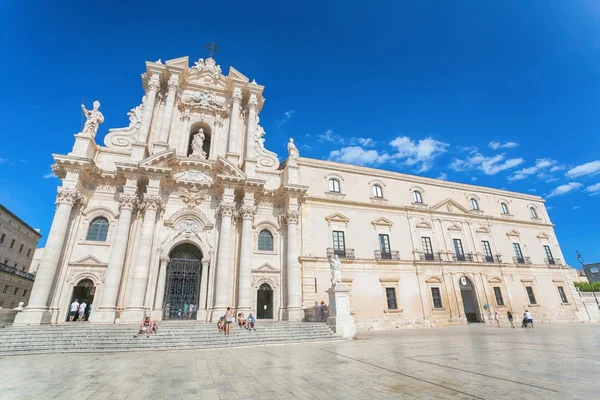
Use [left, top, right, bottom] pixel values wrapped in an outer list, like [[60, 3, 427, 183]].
[[524, 310, 534, 328], [224, 307, 233, 336], [78, 301, 87, 321], [494, 311, 500, 327], [319, 301, 326, 321], [507, 311, 515, 328], [69, 299, 79, 321]]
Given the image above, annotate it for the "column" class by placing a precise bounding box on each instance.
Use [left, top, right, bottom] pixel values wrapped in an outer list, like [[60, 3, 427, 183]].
[[245, 96, 258, 159], [284, 210, 303, 321], [90, 193, 138, 323], [150, 256, 170, 321], [227, 88, 242, 154], [212, 202, 236, 314], [121, 194, 162, 322], [198, 259, 210, 320], [15, 188, 80, 325], [137, 76, 160, 144], [154, 77, 178, 152], [237, 205, 256, 311]]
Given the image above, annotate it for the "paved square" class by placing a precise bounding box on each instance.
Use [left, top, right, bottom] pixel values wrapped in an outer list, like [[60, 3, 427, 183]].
[[0, 324, 598, 399]]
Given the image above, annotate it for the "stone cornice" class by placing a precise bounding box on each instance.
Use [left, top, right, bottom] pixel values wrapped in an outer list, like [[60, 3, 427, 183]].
[[297, 157, 545, 203]]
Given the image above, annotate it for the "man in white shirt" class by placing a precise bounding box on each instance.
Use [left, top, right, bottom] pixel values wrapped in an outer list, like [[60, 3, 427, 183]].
[[524, 310, 533, 328], [79, 301, 87, 321], [69, 299, 79, 321]]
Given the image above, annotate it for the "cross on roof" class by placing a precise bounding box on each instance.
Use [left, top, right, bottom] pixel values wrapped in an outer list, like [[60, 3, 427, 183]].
[[204, 41, 220, 58]]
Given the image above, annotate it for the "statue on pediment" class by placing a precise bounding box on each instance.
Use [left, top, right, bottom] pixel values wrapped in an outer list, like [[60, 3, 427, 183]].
[[190, 129, 207, 159], [330, 255, 342, 286], [287, 138, 299, 165], [81, 101, 104, 137]]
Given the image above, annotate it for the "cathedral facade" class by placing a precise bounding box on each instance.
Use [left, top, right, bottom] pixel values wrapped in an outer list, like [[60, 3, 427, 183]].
[[15, 56, 585, 328]]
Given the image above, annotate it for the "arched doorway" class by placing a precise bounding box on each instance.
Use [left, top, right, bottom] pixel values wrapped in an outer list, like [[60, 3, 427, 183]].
[[68, 279, 96, 321], [459, 276, 480, 323], [256, 283, 273, 319], [163, 243, 203, 320]]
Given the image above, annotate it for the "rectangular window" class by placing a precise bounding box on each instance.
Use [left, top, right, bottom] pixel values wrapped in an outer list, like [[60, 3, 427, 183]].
[[493, 287, 504, 306], [10, 239, 15, 249], [385, 287, 398, 310], [19, 244, 23, 253], [557, 286, 568, 304], [525, 286, 537, 305], [0, 233, 5, 244], [27, 248, 31, 257], [513, 243, 524, 263], [332, 231, 346, 257], [3, 258, 7, 265], [431, 287, 443, 308], [13, 288, 19, 296], [482, 240, 493, 262], [379, 234, 391, 258], [23, 290, 28, 297], [422, 237, 433, 260], [2, 285, 8, 294], [543, 245, 555, 264], [14, 262, 18, 269], [453, 238, 465, 261], [328, 179, 340, 193], [591, 267, 599, 273]]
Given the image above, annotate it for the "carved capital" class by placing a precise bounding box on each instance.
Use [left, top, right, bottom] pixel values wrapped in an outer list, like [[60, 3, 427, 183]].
[[148, 81, 161, 92], [118, 194, 139, 211], [167, 81, 179, 92], [237, 205, 257, 221], [159, 257, 170, 266], [282, 210, 300, 225], [56, 188, 81, 206], [141, 194, 163, 211], [216, 202, 236, 218], [232, 93, 242, 105], [201, 259, 210, 269]]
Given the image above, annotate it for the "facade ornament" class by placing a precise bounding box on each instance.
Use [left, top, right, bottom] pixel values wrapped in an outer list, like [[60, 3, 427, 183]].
[[177, 184, 207, 209], [141, 194, 163, 211], [167, 80, 179, 92], [189, 129, 207, 159], [148, 81, 161, 92], [216, 202, 236, 218], [103, 95, 146, 150], [193, 57, 222, 79], [155, 59, 162, 64], [287, 138, 299, 166], [247, 97, 258, 111], [159, 256, 169, 266], [56, 188, 82, 206], [80, 101, 104, 137], [177, 218, 202, 236], [282, 210, 301, 225], [172, 170, 213, 184], [237, 205, 257, 220], [118, 194, 138, 211], [329, 254, 343, 286], [201, 259, 210, 269], [180, 108, 191, 122]]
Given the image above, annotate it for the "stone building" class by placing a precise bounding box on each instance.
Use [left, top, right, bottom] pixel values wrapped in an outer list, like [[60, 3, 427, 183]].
[[0, 205, 41, 308], [15, 56, 585, 327]]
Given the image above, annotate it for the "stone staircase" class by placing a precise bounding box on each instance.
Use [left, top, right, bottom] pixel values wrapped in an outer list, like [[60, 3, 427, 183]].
[[0, 321, 342, 356]]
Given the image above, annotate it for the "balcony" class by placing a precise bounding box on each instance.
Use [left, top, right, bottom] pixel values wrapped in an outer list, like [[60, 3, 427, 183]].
[[484, 254, 502, 263], [417, 251, 442, 262], [374, 250, 400, 261], [545, 257, 562, 266], [327, 248, 355, 259], [513, 256, 532, 265], [451, 253, 475, 262]]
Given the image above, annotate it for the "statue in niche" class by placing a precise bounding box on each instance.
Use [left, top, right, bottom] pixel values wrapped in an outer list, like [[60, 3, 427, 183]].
[[190, 129, 207, 159], [287, 138, 299, 165], [329, 255, 342, 286], [81, 101, 104, 136]]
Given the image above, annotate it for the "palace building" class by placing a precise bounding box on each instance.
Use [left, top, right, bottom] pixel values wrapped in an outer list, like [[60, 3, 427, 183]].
[[15, 56, 585, 328]]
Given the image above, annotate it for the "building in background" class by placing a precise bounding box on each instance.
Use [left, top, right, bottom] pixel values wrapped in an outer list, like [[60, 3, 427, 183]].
[[582, 262, 600, 284], [14, 56, 586, 327], [0, 205, 41, 308]]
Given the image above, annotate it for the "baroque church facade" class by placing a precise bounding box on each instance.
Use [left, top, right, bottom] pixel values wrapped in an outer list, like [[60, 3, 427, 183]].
[[15, 56, 585, 328]]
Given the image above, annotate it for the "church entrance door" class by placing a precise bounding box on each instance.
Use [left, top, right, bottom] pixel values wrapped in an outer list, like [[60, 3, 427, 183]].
[[256, 283, 273, 319], [163, 244, 202, 320], [459, 276, 480, 323], [68, 279, 95, 321]]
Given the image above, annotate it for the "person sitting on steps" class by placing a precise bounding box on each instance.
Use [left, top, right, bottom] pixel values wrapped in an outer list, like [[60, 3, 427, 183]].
[[134, 317, 152, 338], [237, 312, 247, 329], [247, 313, 256, 331]]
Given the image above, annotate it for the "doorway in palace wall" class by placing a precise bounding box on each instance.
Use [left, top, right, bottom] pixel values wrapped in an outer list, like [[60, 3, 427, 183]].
[[67, 279, 96, 322], [459, 276, 481, 323], [163, 243, 203, 320], [256, 283, 273, 319]]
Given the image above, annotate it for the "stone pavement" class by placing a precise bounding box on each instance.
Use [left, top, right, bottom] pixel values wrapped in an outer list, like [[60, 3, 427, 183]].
[[0, 323, 598, 399]]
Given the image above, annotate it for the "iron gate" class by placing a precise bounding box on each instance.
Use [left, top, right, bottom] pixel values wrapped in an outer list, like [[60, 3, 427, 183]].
[[163, 255, 202, 320]]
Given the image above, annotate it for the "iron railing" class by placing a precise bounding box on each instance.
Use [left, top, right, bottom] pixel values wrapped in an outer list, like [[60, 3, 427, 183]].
[[513, 256, 532, 265], [417, 251, 442, 261], [374, 250, 400, 261], [484, 254, 502, 263], [545, 257, 562, 266], [451, 253, 475, 262], [0, 263, 35, 281], [327, 248, 355, 259]]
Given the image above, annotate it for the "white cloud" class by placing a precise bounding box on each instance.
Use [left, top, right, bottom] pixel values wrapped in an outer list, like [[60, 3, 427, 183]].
[[318, 129, 345, 143], [566, 160, 600, 178], [547, 182, 583, 198], [389, 136, 449, 172], [584, 183, 600, 195], [436, 172, 448, 180], [488, 141, 519, 150], [43, 172, 56, 179], [546, 206, 554, 210], [0, 157, 6, 164], [277, 110, 295, 127], [328, 146, 391, 166], [572, 206, 580, 210], [450, 153, 524, 175], [471, 176, 477, 181], [528, 188, 537, 193], [357, 138, 376, 147], [550, 165, 565, 172], [508, 158, 561, 181]]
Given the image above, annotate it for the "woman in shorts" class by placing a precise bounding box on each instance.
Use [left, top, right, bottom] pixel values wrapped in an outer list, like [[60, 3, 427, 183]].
[[134, 317, 152, 338], [224, 307, 233, 336]]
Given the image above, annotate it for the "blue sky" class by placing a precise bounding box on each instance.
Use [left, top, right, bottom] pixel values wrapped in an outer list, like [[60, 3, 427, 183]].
[[1, 1, 599, 267]]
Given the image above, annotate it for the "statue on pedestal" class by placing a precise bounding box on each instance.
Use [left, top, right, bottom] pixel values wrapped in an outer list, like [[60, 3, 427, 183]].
[[330, 254, 342, 286], [287, 138, 299, 165], [190, 129, 207, 159], [81, 101, 104, 137]]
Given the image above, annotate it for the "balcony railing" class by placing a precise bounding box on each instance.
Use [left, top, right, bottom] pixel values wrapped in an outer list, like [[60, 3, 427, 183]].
[[484, 254, 502, 263], [327, 248, 355, 259], [417, 251, 442, 262], [374, 250, 400, 261], [0, 263, 35, 281], [545, 257, 562, 266], [451, 253, 475, 262], [513, 256, 532, 265]]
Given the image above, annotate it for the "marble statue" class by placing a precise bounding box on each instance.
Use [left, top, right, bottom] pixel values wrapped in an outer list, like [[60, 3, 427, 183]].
[[190, 129, 207, 159], [330, 254, 342, 286], [81, 101, 104, 136], [287, 138, 299, 165]]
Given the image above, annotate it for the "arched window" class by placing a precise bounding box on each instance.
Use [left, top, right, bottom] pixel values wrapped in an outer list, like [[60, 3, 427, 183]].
[[372, 184, 383, 198], [471, 198, 479, 210], [530, 207, 538, 218], [413, 190, 423, 204], [257, 230, 274, 251], [500, 202, 509, 215], [329, 178, 341, 193], [86, 217, 109, 242]]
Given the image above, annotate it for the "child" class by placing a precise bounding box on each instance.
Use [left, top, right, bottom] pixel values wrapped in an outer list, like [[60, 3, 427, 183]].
[[217, 316, 225, 333], [151, 320, 159, 334], [247, 313, 256, 331]]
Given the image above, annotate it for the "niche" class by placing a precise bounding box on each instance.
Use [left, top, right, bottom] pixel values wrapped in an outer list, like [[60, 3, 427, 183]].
[[187, 122, 212, 159]]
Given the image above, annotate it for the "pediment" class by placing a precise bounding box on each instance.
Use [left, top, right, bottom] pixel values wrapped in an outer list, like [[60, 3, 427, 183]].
[[216, 156, 246, 179], [415, 219, 432, 229], [431, 199, 471, 215], [69, 255, 107, 267], [506, 229, 521, 237], [536, 232, 550, 239], [325, 213, 350, 225], [252, 263, 280, 273], [139, 149, 177, 168], [228, 67, 249, 83], [475, 226, 490, 234], [165, 56, 189, 69], [371, 217, 393, 227], [165, 208, 214, 230], [425, 276, 443, 284], [447, 222, 463, 232], [487, 277, 503, 284]]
